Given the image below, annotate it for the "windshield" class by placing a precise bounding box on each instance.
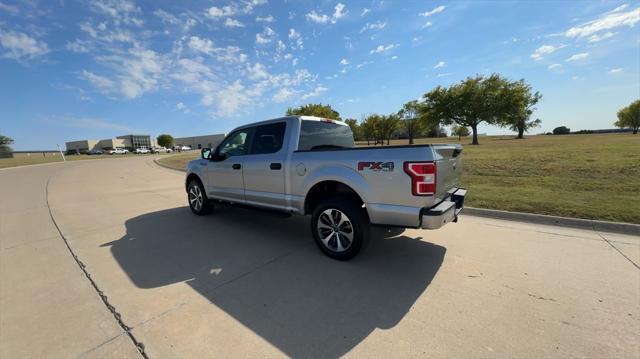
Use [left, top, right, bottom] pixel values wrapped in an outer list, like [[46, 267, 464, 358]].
[[298, 120, 355, 151]]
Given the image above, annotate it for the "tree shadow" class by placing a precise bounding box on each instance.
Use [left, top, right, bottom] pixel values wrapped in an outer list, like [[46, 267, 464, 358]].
[[103, 206, 446, 357]]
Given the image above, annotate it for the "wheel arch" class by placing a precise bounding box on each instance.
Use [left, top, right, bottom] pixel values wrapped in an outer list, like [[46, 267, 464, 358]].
[[304, 180, 367, 217]]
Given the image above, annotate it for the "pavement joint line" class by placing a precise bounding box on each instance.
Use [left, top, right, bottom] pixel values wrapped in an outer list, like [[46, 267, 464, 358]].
[[591, 223, 640, 270], [74, 332, 126, 358], [45, 176, 149, 359]]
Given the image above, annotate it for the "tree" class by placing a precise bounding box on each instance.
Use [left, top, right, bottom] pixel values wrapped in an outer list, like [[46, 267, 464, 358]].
[[451, 125, 470, 140], [398, 100, 424, 144], [422, 73, 514, 145], [0, 134, 14, 152], [157, 134, 174, 148], [502, 80, 542, 139], [553, 126, 571, 135], [344, 118, 361, 141], [361, 114, 380, 145], [379, 114, 400, 145], [286, 103, 341, 120], [615, 99, 640, 134]]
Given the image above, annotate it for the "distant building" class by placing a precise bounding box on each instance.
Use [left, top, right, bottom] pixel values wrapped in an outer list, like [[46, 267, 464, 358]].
[[65, 134, 157, 154], [174, 134, 225, 150]]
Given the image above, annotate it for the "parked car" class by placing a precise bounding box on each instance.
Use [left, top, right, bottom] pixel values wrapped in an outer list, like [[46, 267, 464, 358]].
[[180, 146, 192, 151], [135, 147, 150, 154], [87, 149, 103, 155], [108, 148, 127, 155], [151, 146, 172, 153], [185, 116, 466, 260]]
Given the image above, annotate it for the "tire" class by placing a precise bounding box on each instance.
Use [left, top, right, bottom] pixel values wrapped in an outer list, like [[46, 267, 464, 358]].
[[187, 179, 212, 215], [310, 198, 369, 260]]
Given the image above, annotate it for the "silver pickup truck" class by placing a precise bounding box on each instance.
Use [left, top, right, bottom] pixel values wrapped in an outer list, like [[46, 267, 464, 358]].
[[186, 115, 466, 260]]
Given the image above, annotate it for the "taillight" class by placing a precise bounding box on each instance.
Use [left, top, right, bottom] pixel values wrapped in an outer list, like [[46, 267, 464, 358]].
[[403, 162, 436, 196]]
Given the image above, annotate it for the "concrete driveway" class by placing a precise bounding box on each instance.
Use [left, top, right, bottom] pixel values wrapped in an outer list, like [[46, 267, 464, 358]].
[[1, 156, 638, 358]]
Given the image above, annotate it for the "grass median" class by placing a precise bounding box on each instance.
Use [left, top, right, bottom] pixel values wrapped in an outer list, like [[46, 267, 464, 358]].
[[0, 152, 169, 169], [157, 133, 640, 224]]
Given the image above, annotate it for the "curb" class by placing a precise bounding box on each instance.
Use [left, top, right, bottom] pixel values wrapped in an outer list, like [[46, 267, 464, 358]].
[[464, 207, 640, 236], [147, 159, 639, 236], [153, 158, 186, 173]]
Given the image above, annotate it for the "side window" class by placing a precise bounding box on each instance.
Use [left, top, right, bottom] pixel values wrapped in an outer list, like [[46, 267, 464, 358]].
[[250, 122, 286, 155], [217, 129, 250, 159]]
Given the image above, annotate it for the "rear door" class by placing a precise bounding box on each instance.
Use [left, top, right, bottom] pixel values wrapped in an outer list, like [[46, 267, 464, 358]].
[[205, 128, 252, 203], [242, 121, 288, 209]]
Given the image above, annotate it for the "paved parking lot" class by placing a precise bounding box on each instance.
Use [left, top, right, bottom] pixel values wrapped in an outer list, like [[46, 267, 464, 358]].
[[1, 156, 638, 358]]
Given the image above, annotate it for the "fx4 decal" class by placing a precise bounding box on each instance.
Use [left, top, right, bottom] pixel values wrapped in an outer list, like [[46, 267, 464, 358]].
[[357, 161, 395, 172]]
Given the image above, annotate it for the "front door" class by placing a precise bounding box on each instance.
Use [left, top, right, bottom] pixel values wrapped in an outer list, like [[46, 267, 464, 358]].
[[242, 122, 287, 209], [206, 128, 251, 203]]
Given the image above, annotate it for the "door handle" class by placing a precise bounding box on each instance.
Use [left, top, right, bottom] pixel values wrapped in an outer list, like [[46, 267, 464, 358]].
[[270, 163, 282, 170], [232, 163, 241, 170]]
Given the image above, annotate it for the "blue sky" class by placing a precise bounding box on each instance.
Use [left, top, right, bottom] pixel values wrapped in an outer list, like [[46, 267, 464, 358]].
[[0, 0, 638, 150]]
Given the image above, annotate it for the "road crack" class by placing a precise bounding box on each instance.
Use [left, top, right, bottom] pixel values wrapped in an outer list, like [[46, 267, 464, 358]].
[[45, 177, 149, 359]]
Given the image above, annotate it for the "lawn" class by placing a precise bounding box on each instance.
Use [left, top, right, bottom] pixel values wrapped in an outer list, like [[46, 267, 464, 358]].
[[158, 133, 640, 224]]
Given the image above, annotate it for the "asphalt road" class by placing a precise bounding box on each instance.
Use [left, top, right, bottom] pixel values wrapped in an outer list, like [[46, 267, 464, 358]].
[[1, 156, 638, 358]]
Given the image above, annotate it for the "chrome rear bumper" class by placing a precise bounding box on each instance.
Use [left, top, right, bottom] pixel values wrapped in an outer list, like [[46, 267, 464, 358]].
[[420, 188, 466, 229]]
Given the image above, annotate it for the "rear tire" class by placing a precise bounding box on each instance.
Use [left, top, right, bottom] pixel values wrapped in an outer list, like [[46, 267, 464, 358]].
[[310, 198, 369, 260], [187, 179, 212, 215]]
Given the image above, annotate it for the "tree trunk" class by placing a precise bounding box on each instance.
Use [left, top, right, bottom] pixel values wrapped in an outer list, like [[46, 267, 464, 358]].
[[517, 126, 524, 139], [634, 127, 638, 134], [458, 135, 461, 141], [409, 135, 414, 145], [471, 124, 479, 145]]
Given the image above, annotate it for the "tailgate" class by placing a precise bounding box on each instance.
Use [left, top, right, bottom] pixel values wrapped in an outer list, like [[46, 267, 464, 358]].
[[432, 144, 463, 200]]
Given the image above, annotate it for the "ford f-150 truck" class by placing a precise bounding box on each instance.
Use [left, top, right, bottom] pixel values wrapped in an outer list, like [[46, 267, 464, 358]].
[[185, 116, 466, 260]]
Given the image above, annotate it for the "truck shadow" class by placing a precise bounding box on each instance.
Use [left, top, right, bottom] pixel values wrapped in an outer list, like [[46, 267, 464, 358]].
[[103, 206, 445, 357]]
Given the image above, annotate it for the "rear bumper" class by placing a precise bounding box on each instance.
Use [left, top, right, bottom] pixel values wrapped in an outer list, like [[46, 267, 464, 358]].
[[420, 188, 466, 229]]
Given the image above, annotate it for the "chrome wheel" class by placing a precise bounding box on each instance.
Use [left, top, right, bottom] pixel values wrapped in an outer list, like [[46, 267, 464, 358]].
[[317, 209, 354, 252], [189, 184, 204, 212]]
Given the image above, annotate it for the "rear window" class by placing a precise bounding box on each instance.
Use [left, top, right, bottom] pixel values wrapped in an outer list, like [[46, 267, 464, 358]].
[[297, 120, 355, 151]]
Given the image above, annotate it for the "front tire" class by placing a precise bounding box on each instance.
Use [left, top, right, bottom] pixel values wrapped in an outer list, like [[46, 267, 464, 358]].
[[310, 198, 369, 260], [187, 179, 212, 215]]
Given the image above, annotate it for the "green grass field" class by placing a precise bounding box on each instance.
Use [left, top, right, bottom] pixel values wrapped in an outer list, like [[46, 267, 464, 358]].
[[138, 133, 640, 224]]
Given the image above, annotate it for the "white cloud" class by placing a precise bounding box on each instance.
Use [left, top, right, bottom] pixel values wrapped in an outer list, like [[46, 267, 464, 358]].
[[565, 6, 640, 39], [256, 26, 276, 44], [433, 61, 445, 69], [176, 102, 186, 110], [420, 5, 445, 17], [288, 28, 303, 49], [66, 39, 93, 53], [89, 0, 143, 26], [0, 30, 49, 60], [609, 67, 623, 74], [369, 43, 397, 55], [588, 31, 616, 42], [247, 62, 269, 80], [361, 8, 370, 16], [339, 58, 349, 65], [206, 5, 236, 18], [301, 86, 328, 100], [188, 36, 215, 55], [273, 87, 295, 102], [548, 63, 561, 69], [0, 1, 19, 15], [391, 55, 398, 60], [211, 80, 249, 117], [422, 21, 433, 29], [306, 3, 347, 24], [566, 52, 589, 62], [80, 70, 116, 91], [256, 15, 274, 22], [224, 18, 244, 27], [360, 21, 386, 32], [530, 44, 565, 61]]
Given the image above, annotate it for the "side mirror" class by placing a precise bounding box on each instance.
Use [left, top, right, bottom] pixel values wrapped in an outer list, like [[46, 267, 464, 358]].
[[201, 148, 211, 160]]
